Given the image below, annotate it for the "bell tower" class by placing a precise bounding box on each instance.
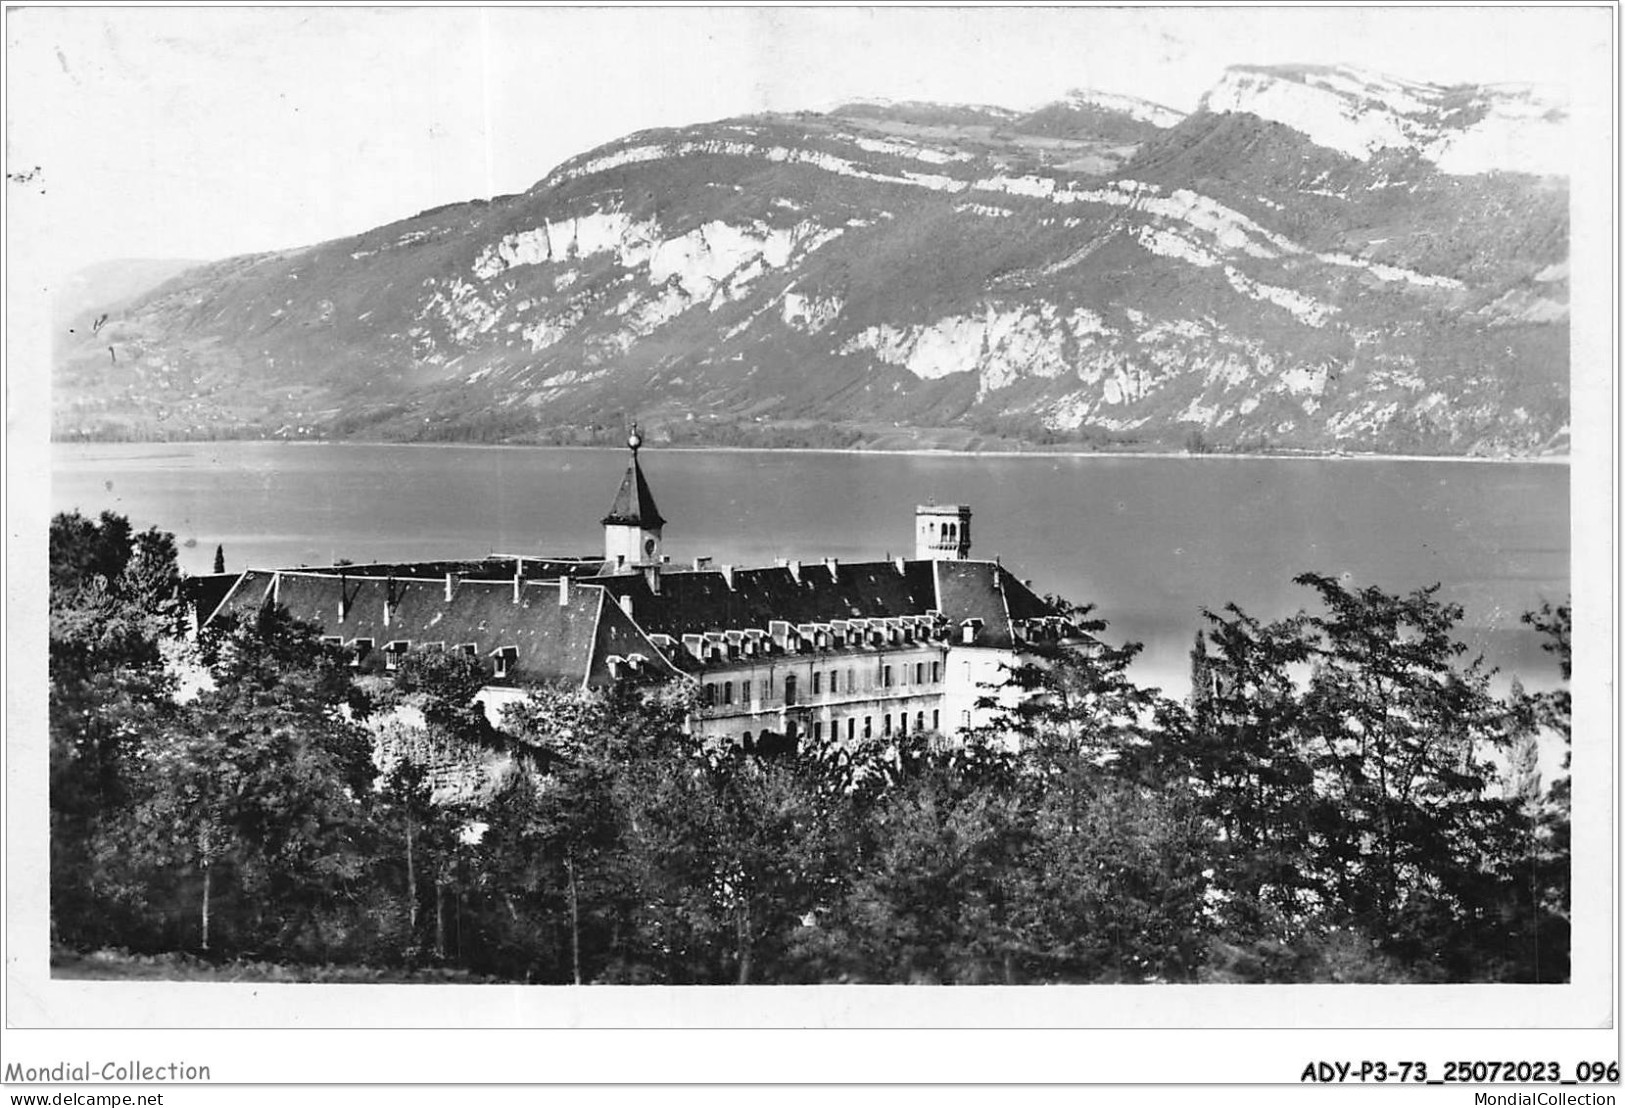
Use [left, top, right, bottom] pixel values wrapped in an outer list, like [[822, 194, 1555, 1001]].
[[915, 504, 971, 561], [602, 424, 665, 569]]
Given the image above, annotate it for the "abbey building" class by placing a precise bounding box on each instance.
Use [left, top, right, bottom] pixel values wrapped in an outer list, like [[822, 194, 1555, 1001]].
[[197, 432, 1083, 746]]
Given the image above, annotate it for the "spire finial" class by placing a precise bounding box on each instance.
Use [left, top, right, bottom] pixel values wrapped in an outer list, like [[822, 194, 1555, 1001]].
[[628, 421, 642, 453]]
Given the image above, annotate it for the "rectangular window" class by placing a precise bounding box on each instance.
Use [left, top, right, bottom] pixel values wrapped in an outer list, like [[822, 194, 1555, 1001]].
[[933, 710, 940, 731], [723, 681, 733, 705], [916, 712, 924, 732], [704, 684, 717, 706], [384, 640, 410, 671], [899, 713, 907, 735], [882, 664, 892, 688], [915, 662, 925, 684], [863, 716, 872, 739], [931, 661, 940, 683], [460, 643, 478, 658], [847, 717, 855, 741], [883, 714, 892, 735], [741, 679, 751, 702], [812, 671, 822, 695], [814, 721, 823, 742], [830, 669, 839, 693], [848, 667, 856, 692]]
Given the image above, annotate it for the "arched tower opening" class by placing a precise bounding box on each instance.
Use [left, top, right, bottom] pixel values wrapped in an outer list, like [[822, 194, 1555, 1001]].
[[914, 504, 971, 561]]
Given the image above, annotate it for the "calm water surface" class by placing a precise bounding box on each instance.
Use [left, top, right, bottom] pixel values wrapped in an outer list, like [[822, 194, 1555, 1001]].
[[51, 442, 1570, 694]]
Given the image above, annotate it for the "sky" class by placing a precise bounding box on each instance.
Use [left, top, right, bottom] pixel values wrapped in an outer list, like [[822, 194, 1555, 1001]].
[[4, 5, 1613, 285]]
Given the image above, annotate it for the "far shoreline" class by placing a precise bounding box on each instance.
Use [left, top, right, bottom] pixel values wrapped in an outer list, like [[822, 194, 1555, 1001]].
[[50, 437, 1573, 466]]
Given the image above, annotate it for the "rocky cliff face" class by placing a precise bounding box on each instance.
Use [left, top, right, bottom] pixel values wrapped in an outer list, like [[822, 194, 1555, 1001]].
[[54, 64, 1568, 455]]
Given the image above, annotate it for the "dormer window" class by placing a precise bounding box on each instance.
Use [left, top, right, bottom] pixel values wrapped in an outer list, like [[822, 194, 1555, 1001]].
[[348, 638, 374, 668], [490, 645, 517, 679], [383, 640, 410, 671]]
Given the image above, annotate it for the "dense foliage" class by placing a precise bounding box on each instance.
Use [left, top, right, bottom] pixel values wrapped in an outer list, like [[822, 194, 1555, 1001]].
[[48, 511, 1572, 983]]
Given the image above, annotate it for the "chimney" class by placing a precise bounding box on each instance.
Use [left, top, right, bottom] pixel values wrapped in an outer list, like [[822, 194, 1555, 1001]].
[[644, 563, 661, 595], [383, 576, 394, 626], [721, 564, 735, 589], [513, 566, 524, 604], [693, 556, 712, 571], [788, 559, 802, 584], [895, 555, 906, 574], [444, 572, 457, 602], [272, 572, 281, 605], [619, 594, 634, 618], [338, 574, 348, 623], [824, 557, 838, 581], [559, 575, 571, 607]]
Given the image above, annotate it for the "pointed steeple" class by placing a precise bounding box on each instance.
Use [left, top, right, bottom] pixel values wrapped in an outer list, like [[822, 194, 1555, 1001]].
[[601, 424, 666, 528], [602, 424, 665, 568]]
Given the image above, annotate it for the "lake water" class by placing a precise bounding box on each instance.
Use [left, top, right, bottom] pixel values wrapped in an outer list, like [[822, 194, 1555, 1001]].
[[50, 442, 1571, 695]]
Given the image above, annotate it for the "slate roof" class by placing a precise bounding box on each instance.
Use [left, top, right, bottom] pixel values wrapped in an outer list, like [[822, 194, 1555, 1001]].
[[202, 570, 680, 687], [933, 560, 1024, 648], [199, 556, 1064, 685], [592, 560, 938, 639], [601, 454, 665, 528], [186, 573, 242, 628], [254, 557, 606, 581], [591, 558, 1055, 651]]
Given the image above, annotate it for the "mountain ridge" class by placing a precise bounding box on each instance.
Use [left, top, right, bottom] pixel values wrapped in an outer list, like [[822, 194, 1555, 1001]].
[[53, 64, 1568, 456]]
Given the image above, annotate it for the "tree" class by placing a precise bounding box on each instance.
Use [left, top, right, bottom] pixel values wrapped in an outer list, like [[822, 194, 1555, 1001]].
[[134, 605, 377, 959], [1290, 573, 1514, 977], [1491, 600, 1572, 981], [981, 599, 1167, 770], [213, 544, 227, 574], [1006, 770, 1211, 982], [1178, 604, 1321, 973], [489, 683, 685, 983], [807, 731, 1026, 983], [49, 511, 182, 949]]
